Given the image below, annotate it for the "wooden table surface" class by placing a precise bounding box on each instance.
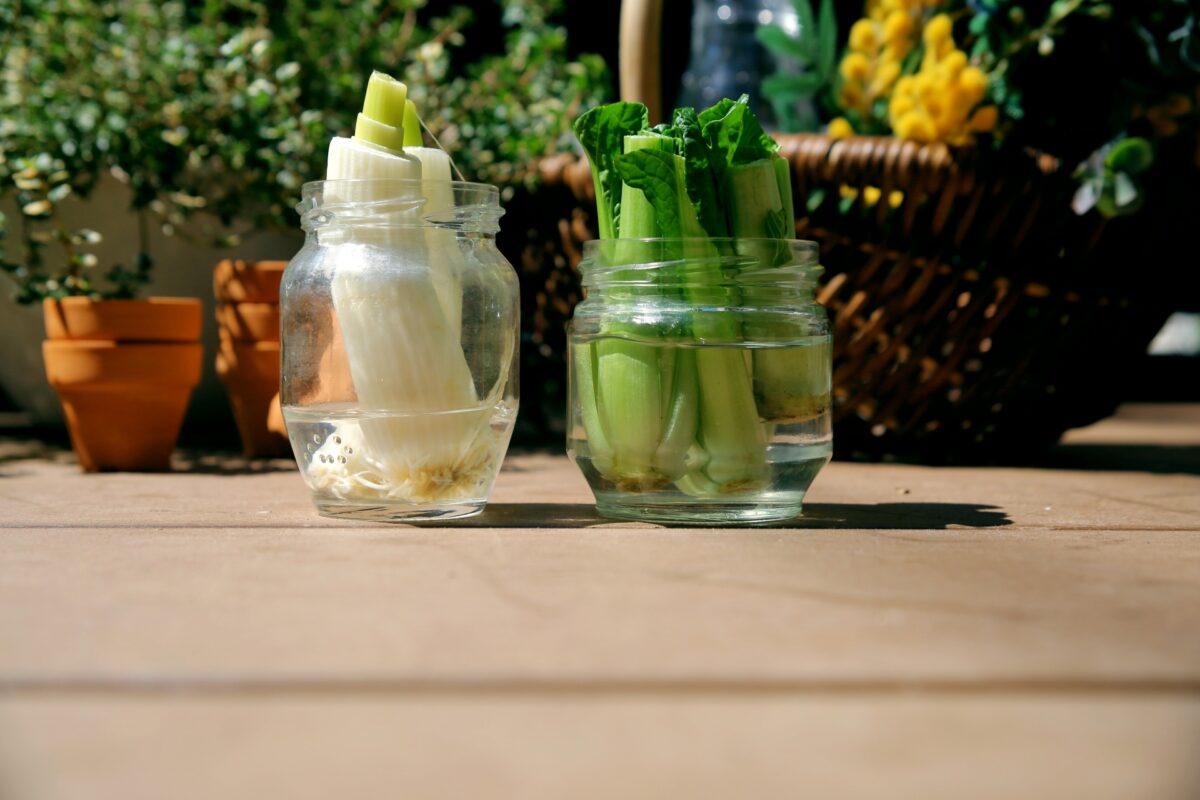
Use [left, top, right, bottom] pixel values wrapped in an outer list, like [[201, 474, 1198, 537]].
[[1, 404, 1198, 799]]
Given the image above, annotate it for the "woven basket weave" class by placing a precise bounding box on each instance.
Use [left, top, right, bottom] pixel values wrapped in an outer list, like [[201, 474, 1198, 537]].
[[504, 134, 1192, 460]]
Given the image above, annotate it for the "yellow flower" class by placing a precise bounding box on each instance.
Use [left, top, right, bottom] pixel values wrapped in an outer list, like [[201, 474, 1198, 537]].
[[838, 82, 866, 112], [849, 19, 877, 53], [959, 67, 988, 104], [914, 72, 937, 100], [870, 60, 902, 96], [883, 8, 1003, 146], [840, 52, 873, 81], [880, 43, 909, 64], [883, 10, 913, 43], [923, 14, 952, 46], [889, 92, 915, 118], [894, 111, 934, 142], [828, 117, 855, 139], [939, 50, 967, 80], [862, 186, 882, 206]]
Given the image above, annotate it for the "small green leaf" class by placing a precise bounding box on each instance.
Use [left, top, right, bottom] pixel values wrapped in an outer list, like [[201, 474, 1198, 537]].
[[762, 73, 824, 98], [817, 0, 837, 75], [1106, 137, 1153, 175], [756, 26, 806, 60], [792, 0, 817, 54]]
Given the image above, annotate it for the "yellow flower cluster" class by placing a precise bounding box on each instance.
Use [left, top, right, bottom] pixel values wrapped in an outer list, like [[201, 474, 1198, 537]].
[[836, 0, 933, 118], [888, 14, 998, 144]]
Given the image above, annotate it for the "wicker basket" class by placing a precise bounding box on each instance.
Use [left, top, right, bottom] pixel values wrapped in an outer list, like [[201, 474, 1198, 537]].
[[780, 134, 1192, 459]]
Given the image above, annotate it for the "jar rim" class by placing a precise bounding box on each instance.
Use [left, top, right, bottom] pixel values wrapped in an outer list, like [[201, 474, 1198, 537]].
[[583, 237, 818, 260], [296, 179, 504, 234], [301, 178, 500, 199], [578, 237, 823, 289]]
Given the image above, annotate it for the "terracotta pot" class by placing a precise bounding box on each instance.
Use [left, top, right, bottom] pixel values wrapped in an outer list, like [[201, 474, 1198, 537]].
[[44, 296, 202, 341], [42, 298, 203, 472], [266, 391, 287, 438], [214, 302, 280, 342], [213, 259, 289, 456], [216, 335, 289, 457], [213, 259, 287, 303]]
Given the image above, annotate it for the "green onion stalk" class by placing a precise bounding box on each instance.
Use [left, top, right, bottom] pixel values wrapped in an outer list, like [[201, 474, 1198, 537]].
[[573, 95, 820, 495]]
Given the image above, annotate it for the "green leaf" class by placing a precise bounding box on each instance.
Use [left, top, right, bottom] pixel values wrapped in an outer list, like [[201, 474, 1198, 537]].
[[817, 0, 837, 75], [792, 0, 817, 58], [762, 73, 824, 99], [1106, 137, 1154, 175], [574, 102, 651, 239], [672, 107, 728, 237], [614, 148, 683, 239], [699, 95, 778, 169], [756, 26, 807, 60]]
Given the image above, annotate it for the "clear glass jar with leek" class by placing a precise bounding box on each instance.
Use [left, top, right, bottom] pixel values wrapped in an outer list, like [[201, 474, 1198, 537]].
[[566, 96, 831, 523], [280, 73, 519, 521]]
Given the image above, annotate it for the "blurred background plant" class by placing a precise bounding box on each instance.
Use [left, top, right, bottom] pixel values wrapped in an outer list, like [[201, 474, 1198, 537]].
[[756, 0, 839, 131], [0, 0, 609, 304], [758, 0, 1199, 215]]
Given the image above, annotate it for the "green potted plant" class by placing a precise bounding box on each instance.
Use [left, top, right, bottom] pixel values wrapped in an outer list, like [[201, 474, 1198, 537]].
[[2, 0, 610, 457], [0, 2, 213, 470], [0, 166, 203, 470]]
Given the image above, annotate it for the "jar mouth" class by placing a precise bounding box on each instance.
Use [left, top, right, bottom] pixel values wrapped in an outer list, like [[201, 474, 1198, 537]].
[[585, 237, 818, 254], [296, 179, 503, 234], [579, 238, 822, 289], [300, 178, 501, 197]]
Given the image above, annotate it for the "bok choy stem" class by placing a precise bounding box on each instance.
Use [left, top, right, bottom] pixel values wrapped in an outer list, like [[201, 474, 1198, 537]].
[[573, 94, 808, 495]]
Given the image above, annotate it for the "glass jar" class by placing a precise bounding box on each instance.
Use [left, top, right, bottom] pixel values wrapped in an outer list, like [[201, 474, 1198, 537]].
[[676, 0, 812, 129], [281, 179, 519, 521], [567, 238, 831, 524]]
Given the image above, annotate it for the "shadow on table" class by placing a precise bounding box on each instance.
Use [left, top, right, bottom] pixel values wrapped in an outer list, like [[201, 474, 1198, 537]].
[[170, 450, 297, 476], [1031, 443, 1200, 475], [450, 502, 1011, 530]]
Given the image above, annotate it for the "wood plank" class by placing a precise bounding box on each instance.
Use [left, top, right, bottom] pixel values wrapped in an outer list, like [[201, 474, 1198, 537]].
[[2, 525, 1197, 685], [2, 449, 1198, 532], [1, 693, 1197, 800]]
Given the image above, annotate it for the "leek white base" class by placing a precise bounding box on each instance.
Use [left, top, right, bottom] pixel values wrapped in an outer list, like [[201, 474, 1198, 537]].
[[286, 400, 516, 507]]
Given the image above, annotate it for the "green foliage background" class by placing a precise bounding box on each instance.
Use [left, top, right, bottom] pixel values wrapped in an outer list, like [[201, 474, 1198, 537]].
[[0, 0, 609, 302]]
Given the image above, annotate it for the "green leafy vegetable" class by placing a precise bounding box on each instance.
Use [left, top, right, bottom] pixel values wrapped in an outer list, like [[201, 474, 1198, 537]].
[[573, 95, 820, 495], [573, 102, 650, 239]]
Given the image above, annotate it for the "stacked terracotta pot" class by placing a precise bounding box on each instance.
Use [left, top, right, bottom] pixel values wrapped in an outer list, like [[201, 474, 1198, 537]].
[[213, 259, 290, 457], [42, 297, 203, 471]]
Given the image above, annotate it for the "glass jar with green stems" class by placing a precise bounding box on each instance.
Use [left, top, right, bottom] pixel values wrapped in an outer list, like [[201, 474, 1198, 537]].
[[567, 237, 831, 524], [567, 96, 832, 523]]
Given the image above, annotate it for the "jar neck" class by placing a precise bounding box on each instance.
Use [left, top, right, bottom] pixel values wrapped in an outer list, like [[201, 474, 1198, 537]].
[[579, 238, 822, 301], [296, 179, 503, 238]]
